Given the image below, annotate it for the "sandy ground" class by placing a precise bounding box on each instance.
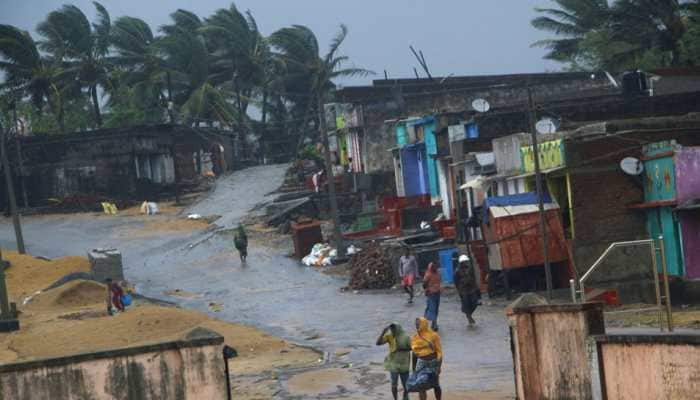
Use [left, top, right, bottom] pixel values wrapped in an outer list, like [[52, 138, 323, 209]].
[[3, 251, 91, 302], [0, 252, 319, 377], [606, 303, 700, 329]]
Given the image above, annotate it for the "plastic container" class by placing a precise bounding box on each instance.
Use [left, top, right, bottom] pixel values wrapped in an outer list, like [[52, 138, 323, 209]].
[[438, 248, 459, 284]]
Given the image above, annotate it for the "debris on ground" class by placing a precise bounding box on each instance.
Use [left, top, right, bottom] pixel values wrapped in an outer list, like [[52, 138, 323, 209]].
[[139, 201, 159, 215], [208, 302, 224, 312], [266, 197, 317, 227], [348, 242, 399, 290], [302, 243, 336, 267]]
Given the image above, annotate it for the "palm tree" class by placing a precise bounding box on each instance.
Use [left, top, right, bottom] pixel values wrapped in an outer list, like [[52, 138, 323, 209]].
[[609, 0, 688, 66], [159, 9, 236, 126], [201, 5, 263, 121], [531, 0, 612, 65], [109, 16, 167, 125], [271, 24, 369, 258], [37, 2, 113, 127], [0, 24, 65, 131]]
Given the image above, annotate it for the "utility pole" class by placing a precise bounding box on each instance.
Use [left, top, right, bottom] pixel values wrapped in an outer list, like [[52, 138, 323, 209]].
[[0, 122, 26, 254], [317, 95, 345, 259], [527, 85, 553, 301], [11, 98, 28, 208]]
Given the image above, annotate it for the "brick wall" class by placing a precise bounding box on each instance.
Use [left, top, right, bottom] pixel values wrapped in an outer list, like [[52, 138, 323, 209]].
[[567, 129, 700, 287]]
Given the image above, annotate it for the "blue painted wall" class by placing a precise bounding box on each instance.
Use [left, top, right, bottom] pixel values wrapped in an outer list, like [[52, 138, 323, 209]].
[[401, 144, 429, 196], [421, 118, 440, 200]]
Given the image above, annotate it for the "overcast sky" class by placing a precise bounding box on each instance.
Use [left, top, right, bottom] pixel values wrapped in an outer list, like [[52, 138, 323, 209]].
[[1, 0, 561, 86]]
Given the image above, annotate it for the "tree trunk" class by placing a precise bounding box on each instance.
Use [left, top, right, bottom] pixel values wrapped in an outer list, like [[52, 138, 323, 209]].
[[91, 85, 102, 127], [317, 93, 345, 259], [0, 128, 25, 254], [166, 71, 174, 123], [261, 87, 268, 139], [295, 99, 316, 152]]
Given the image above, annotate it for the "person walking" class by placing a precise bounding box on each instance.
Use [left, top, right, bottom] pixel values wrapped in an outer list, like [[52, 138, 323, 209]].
[[398, 248, 419, 304], [409, 317, 443, 400], [423, 262, 441, 331], [454, 254, 481, 325], [234, 224, 248, 262], [376, 323, 412, 400]]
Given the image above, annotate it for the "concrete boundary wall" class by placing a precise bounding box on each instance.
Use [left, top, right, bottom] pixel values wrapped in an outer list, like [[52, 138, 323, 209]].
[[0, 327, 227, 400], [508, 302, 605, 400], [592, 334, 700, 400]]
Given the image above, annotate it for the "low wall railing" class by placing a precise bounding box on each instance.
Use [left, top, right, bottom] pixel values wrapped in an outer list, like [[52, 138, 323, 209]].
[[569, 236, 673, 332]]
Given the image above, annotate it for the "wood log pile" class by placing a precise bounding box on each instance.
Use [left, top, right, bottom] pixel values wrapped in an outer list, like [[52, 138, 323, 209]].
[[348, 242, 399, 290]]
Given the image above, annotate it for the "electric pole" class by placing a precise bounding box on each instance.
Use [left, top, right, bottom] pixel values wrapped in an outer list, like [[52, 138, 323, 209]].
[[317, 95, 345, 259], [527, 85, 553, 301], [0, 122, 21, 332], [0, 121, 26, 254]]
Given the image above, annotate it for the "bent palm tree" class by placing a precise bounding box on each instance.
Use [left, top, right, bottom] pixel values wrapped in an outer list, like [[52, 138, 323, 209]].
[[270, 24, 369, 147], [159, 9, 236, 126], [610, 0, 688, 66], [270, 24, 369, 258], [37, 2, 113, 127], [531, 0, 611, 64], [109, 16, 167, 124], [0, 24, 65, 131]]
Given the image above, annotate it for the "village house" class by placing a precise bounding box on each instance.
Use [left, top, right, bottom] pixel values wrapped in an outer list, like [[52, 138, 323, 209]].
[[0, 124, 238, 209], [329, 69, 700, 298]]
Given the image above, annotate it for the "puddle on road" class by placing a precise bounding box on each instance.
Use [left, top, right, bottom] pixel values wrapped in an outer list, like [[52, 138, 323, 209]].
[[286, 368, 358, 397]]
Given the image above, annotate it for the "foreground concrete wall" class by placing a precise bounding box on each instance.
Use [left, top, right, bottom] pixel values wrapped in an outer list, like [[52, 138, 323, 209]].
[[595, 334, 700, 400], [508, 302, 605, 400], [0, 328, 226, 400]]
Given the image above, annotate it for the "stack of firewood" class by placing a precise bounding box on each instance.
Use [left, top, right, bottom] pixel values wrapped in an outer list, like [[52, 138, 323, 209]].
[[348, 243, 398, 290]]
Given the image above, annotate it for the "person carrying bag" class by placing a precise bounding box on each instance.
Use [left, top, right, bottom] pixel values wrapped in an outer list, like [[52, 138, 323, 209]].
[[407, 317, 443, 400]]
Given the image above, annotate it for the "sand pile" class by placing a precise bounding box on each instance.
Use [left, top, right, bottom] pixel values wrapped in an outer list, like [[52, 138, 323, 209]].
[[3, 251, 90, 301], [27, 280, 105, 311], [0, 304, 319, 371]]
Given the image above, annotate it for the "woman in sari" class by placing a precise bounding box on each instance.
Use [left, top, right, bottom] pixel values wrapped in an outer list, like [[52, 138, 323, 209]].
[[410, 317, 442, 400]]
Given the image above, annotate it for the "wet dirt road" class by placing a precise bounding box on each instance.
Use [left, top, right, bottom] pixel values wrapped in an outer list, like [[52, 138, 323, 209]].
[[0, 165, 515, 399]]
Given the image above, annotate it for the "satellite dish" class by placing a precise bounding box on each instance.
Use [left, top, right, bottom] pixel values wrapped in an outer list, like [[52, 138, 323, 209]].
[[535, 118, 560, 134], [620, 157, 644, 176], [472, 98, 490, 113]]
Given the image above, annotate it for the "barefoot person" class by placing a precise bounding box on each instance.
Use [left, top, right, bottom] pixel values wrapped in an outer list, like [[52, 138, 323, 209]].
[[422, 262, 441, 331], [376, 323, 411, 400], [399, 248, 418, 304], [234, 224, 248, 262], [409, 317, 443, 400]]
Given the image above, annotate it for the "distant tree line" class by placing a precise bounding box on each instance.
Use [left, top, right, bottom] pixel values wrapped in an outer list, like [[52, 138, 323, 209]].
[[533, 0, 700, 71], [0, 1, 368, 146]]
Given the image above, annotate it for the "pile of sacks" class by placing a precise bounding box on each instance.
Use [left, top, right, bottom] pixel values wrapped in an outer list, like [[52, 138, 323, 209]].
[[301, 243, 337, 267]]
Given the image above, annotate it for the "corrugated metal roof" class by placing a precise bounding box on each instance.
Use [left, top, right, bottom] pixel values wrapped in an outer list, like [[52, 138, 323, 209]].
[[490, 203, 560, 219]]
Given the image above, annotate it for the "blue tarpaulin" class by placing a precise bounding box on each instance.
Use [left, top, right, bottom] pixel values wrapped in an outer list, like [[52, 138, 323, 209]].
[[481, 192, 554, 224]]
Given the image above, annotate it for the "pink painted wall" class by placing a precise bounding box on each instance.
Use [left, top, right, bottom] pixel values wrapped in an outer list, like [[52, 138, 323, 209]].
[[674, 148, 700, 204], [0, 333, 227, 399], [675, 148, 700, 278], [600, 342, 700, 399]]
